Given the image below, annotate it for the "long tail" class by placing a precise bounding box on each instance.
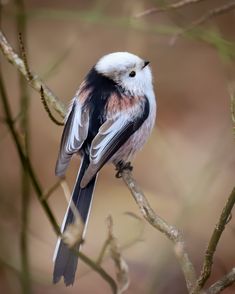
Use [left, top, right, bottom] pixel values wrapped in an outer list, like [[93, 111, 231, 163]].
[[53, 154, 97, 286]]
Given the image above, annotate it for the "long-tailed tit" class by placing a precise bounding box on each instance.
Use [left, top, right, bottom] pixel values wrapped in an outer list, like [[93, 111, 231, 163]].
[[53, 52, 156, 286]]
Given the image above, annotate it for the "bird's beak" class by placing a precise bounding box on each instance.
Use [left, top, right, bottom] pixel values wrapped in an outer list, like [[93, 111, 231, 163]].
[[143, 60, 150, 69]]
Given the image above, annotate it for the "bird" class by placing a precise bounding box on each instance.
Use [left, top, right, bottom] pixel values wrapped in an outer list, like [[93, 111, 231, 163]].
[[53, 51, 156, 286]]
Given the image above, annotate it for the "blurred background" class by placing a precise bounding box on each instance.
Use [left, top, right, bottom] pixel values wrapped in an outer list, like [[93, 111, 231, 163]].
[[1, 0, 235, 293]]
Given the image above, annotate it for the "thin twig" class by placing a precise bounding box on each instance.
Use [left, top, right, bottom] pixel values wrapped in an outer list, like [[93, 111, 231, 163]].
[[40, 86, 64, 126], [96, 235, 112, 266], [191, 187, 235, 293], [42, 179, 62, 200], [135, 0, 207, 18], [0, 30, 66, 118], [79, 251, 118, 294], [0, 68, 60, 235], [171, 1, 235, 44], [107, 215, 129, 293], [119, 168, 196, 292], [206, 268, 235, 294], [0, 257, 21, 277], [16, 1, 32, 292], [229, 86, 235, 124]]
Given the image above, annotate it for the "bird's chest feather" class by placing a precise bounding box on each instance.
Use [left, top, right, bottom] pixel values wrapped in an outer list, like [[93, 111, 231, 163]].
[[111, 95, 156, 163]]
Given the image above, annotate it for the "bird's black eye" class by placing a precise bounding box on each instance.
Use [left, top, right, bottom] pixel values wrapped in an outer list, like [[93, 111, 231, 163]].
[[129, 71, 136, 77]]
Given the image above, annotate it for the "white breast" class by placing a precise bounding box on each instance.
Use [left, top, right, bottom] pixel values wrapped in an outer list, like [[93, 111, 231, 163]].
[[111, 90, 156, 164]]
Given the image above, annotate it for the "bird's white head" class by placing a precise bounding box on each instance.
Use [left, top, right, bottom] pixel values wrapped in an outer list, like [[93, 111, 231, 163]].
[[95, 52, 153, 96]]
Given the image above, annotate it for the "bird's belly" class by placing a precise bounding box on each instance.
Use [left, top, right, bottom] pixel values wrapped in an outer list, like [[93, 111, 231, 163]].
[[111, 111, 155, 164]]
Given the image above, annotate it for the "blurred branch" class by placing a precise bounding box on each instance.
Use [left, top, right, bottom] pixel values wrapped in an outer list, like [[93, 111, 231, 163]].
[[187, 1, 235, 28], [96, 232, 112, 266], [42, 39, 76, 80], [171, 1, 235, 44], [206, 268, 235, 294], [135, 0, 207, 17], [42, 179, 62, 200], [229, 86, 235, 127], [0, 257, 21, 277], [0, 30, 66, 118], [15, 0, 31, 292], [192, 187, 235, 293], [0, 68, 61, 235], [78, 251, 118, 293], [119, 168, 196, 292], [107, 215, 129, 293]]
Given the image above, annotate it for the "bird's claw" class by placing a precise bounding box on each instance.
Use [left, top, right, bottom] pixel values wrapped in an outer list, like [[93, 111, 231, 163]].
[[115, 161, 133, 178]]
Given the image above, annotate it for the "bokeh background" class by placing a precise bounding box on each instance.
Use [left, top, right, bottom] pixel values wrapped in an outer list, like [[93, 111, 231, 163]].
[[1, 0, 235, 293]]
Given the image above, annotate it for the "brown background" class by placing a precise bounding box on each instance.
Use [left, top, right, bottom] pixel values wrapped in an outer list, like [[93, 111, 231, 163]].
[[1, 0, 235, 293]]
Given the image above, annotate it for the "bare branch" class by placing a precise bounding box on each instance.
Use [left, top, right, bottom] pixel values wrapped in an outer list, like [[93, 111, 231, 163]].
[[15, 2, 32, 293], [42, 179, 62, 200], [171, 1, 235, 44], [135, 0, 206, 18], [206, 268, 235, 294], [96, 229, 112, 266], [78, 251, 118, 293], [0, 30, 66, 118], [119, 168, 196, 292], [192, 187, 235, 293], [0, 68, 60, 234]]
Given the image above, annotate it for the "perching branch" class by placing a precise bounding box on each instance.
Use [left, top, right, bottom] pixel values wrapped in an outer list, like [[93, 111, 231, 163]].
[[192, 187, 235, 293], [119, 168, 196, 292]]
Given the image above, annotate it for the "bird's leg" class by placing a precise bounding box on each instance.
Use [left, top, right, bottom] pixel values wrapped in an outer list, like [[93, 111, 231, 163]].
[[115, 161, 133, 178]]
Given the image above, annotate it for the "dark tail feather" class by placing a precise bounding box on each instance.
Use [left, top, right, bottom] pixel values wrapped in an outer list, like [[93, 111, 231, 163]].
[[53, 155, 97, 286]]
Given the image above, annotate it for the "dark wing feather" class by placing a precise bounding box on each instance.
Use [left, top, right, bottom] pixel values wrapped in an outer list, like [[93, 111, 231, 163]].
[[55, 98, 89, 177], [80, 96, 149, 187]]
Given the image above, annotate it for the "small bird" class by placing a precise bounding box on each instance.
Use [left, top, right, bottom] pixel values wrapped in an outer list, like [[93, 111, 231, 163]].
[[53, 52, 156, 286]]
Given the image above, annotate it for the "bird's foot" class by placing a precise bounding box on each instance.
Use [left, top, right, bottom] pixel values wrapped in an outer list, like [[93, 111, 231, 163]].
[[115, 161, 133, 178]]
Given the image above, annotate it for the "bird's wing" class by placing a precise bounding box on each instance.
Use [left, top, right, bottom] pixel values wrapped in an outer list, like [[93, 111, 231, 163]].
[[80, 95, 149, 187], [55, 97, 89, 177]]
